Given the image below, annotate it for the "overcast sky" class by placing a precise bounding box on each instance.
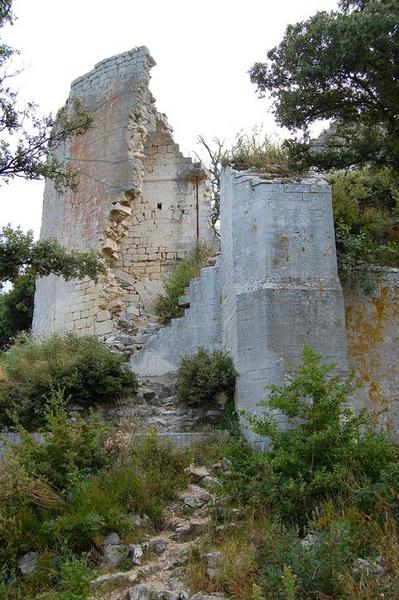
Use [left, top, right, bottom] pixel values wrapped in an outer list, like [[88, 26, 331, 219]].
[[0, 0, 338, 237]]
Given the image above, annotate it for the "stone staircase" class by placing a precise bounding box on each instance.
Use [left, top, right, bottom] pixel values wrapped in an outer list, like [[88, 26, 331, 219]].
[[90, 464, 229, 600], [102, 374, 225, 446]]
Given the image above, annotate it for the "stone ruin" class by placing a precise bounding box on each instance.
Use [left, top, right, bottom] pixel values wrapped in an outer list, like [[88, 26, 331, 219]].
[[32, 47, 215, 339], [32, 47, 399, 443]]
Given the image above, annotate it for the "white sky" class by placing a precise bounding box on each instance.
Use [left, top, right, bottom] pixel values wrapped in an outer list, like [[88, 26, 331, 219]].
[[0, 0, 338, 238]]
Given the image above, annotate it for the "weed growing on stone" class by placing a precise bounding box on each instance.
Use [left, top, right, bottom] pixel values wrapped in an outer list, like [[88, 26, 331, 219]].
[[154, 243, 213, 325]]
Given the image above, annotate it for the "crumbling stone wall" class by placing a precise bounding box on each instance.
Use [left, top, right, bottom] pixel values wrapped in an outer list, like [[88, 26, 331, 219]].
[[32, 47, 214, 337], [132, 169, 349, 444]]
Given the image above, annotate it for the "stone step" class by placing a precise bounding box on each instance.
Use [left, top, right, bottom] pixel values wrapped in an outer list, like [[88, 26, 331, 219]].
[[131, 432, 224, 447]]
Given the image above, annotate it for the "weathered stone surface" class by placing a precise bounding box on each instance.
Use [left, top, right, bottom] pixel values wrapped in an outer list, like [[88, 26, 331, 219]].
[[344, 270, 399, 437], [103, 532, 121, 546], [201, 551, 221, 578], [128, 543, 144, 565], [180, 485, 210, 509], [353, 556, 386, 576], [190, 594, 227, 600], [149, 538, 168, 555], [199, 476, 221, 491], [131, 170, 349, 445], [91, 571, 138, 587], [185, 465, 209, 483], [32, 47, 215, 339], [18, 551, 38, 575], [101, 532, 125, 567], [128, 585, 163, 600]]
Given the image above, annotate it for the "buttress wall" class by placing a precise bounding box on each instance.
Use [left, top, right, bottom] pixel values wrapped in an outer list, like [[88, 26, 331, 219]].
[[131, 169, 349, 443], [32, 47, 214, 338]]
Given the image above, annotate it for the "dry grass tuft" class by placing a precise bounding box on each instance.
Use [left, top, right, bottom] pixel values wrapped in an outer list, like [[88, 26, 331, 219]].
[[0, 456, 66, 510]]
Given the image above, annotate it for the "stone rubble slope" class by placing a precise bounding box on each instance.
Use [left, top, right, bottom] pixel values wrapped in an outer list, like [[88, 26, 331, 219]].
[[90, 464, 228, 600]]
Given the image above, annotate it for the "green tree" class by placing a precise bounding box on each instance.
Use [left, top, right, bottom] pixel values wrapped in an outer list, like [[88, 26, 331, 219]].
[[0, 273, 34, 347], [0, 225, 107, 346], [250, 0, 399, 173], [0, 1, 92, 190], [246, 346, 399, 523], [0, 225, 106, 287]]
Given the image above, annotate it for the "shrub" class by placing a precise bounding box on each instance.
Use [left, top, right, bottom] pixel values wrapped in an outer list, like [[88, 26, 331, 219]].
[[330, 168, 399, 282], [0, 333, 138, 428], [0, 398, 190, 597], [12, 390, 111, 495], [221, 127, 303, 178], [245, 346, 399, 524], [154, 243, 213, 325], [176, 348, 237, 407]]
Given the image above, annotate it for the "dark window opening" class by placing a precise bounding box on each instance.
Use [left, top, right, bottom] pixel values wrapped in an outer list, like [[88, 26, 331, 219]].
[[157, 202, 162, 210]]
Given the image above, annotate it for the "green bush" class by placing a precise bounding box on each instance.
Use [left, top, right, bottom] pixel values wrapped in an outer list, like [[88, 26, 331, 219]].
[[0, 333, 138, 428], [0, 274, 35, 349], [244, 346, 399, 524], [154, 243, 213, 325], [0, 397, 190, 598], [176, 347, 237, 407], [330, 168, 399, 282]]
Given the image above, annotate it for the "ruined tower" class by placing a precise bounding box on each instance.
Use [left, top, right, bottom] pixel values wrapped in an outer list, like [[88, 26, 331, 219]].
[[32, 47, 215, 338]]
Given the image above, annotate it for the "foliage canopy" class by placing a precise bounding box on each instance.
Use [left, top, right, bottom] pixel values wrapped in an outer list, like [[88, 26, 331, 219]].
[[250, 0, 399, 173]]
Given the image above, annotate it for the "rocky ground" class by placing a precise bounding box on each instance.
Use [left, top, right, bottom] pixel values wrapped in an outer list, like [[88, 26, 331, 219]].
[[89, 464, 229, 600]]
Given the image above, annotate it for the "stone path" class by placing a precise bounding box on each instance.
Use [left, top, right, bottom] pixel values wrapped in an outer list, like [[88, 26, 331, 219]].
[[90, 465, 227, 600]]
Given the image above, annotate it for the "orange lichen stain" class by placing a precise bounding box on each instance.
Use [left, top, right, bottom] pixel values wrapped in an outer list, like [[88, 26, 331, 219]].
[[345, 286, 399, 414]]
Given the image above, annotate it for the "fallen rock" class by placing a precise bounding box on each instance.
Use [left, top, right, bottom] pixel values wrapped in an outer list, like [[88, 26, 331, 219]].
[[163, 592, 179, 600], [102, 543, 125, 568], [18, 551, 38, 575], [189, 519, 209, 535], [172, 525, 192, 540], [128, 585, 162, 600], [180, 485, 210, 509], [103, 532, 122, 546], [199, 476, 221, 491], [185, 465, 210, 483], [149, 538, 168, 555], [201, 551, 221, 579], [300, 533, 317, 549], [91, 571, 138, 587], [141, 387, 156, 401], [128, 543, 144, 565], [101, 532, 125, 568], [353, 557, 386, 576], [169, 543, 193, 566], [129, 513, 147, 527], [190, 594, 227, 600]]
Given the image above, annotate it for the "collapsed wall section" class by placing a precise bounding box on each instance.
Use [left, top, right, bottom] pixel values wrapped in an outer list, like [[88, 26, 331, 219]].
[[115, 115, 214, 318], [32, 47, 214, 338], [131, 168, 349, 443]]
